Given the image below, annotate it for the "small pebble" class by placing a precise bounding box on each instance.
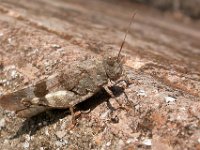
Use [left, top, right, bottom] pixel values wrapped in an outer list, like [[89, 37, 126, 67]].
[[142, 139, 152, 146], [198, 138, 200, 143], [61, 121, 67, 130], [45, 128, 49, 136], [40, 147, 44, 150], [126, 138, 136, 144], [10, 70, 18, 79], [8, 38, 12, 44], [0, 79, 6, 86], [55, 140, 65, 147], [4, 139, 9, 144], [137, 89, 147, 97], [100, 110, 110, 120], [165, 96, 176, 104], [23, 141, 30, 149], [55, 131, 66, 139], [51, 44, 61, 49], [118, 139, 125, 147], [106, 141, 111, 146], [0, 118, 5, 129]]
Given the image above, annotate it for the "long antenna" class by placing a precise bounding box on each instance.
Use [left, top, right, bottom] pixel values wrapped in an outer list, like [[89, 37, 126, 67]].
[[118, 11, 136, 58], [0, 53, 3, 72]]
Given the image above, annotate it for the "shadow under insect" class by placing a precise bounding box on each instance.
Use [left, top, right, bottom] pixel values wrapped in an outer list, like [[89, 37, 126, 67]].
[[11, 85, 125, 139]]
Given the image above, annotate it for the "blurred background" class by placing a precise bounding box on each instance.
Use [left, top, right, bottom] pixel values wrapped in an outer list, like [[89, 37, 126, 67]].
[[0, 0, 200, 150], [132, 0, 200, 19]]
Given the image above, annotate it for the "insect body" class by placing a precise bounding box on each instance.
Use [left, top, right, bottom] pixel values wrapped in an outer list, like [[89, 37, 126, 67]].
[[0, 55, 124, 121], [0, 12, 136, 122]]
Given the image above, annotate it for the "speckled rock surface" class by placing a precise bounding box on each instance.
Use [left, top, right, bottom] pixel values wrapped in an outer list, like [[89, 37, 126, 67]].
[[0, 0, 200, 149]]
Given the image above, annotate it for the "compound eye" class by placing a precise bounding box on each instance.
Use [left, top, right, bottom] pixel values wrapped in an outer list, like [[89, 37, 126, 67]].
[[107, 58, 114, 66]]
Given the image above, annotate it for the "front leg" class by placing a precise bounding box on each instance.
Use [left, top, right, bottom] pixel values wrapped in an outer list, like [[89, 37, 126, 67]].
[[103, 85, 124, 108], [104, 80, 130, 107], [103, 85, 115, 98], [113, 73, 130, 88]]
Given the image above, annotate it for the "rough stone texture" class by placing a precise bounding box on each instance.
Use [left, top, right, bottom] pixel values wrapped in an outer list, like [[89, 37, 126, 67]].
[[0, 0, 200, 150]]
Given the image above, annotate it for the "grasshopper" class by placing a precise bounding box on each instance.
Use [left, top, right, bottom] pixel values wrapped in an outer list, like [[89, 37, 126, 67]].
[[0, 13, 136, 123]]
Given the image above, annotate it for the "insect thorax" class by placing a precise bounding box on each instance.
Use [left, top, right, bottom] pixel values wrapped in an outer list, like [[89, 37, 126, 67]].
[[61, 59, 108, 95]]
